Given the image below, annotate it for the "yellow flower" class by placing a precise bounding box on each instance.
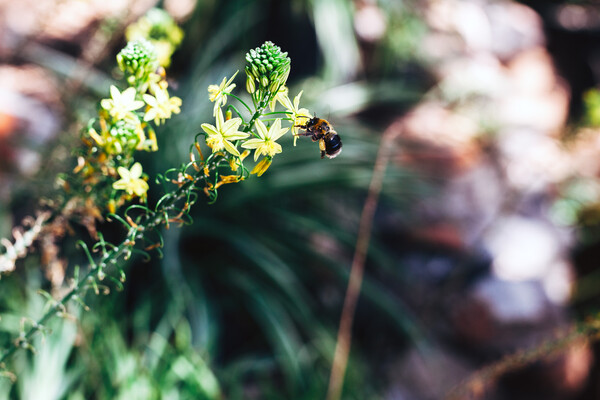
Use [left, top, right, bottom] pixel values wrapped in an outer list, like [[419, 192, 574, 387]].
[[229, 150, 250, 171], [251, 157, 272, 177], [113, 162, 149, 198], [201, 108, 249, 157], [208, 71, 237, 116], [101, 86, 145, 120], [143, 86, 182, 125], [279, 90, 311, 145], [242, 119, 288, 161], [153, 40, 176, 68]]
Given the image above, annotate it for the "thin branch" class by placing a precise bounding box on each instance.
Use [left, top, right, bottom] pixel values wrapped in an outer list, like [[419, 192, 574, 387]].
[[446, 320, 600, 399], [326, 119, 403, 400]]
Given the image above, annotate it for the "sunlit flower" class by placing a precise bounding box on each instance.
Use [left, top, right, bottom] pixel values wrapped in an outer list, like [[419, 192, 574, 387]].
[[125, 8, 184, 67], [279, 90, 311, 145], [143, 86, 182, 125], [101, 86, 145, 120], [201, 108, 249, 157], [242, 118, 288, 161], [113, 162, 149, 198], [208, 71, 238, 116]]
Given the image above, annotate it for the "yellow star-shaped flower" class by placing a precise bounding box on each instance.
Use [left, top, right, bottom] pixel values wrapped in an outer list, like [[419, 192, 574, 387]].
[[269, 85, 289, 112], [208, 71, 238, 116], [113, 162, 149, 199], [279, 90, 312, 145], [101, 86, 145, 120], [201, 108, 249, 157], [143, 86, 182, 125], [242, 118, 288, 161]]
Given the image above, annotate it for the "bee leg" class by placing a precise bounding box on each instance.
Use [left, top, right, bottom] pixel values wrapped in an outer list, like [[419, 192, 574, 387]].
[[319, 139, 326, 158], [294, 131, 312, 137]]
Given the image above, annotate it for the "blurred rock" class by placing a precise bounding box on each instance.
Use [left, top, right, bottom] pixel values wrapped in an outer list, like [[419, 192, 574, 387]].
[[385, 347, 471, 400], [354, 1, 387, 43], [0, 0, 153, 48], [425, 0, 544, 61], [500, 48, 570, 133], [0, 65, 62, 179], [385, 0, 596, 398]]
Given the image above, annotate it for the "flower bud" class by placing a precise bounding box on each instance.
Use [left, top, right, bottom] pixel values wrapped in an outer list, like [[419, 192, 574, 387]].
[[246, 75, 255, 94], [244, 41, 291, 103], [251, 157, 273, 177], [117, 39, 159, 84]]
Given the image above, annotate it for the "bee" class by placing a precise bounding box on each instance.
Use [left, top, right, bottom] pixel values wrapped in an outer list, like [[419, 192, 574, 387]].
[[295, 117, 342, 159]]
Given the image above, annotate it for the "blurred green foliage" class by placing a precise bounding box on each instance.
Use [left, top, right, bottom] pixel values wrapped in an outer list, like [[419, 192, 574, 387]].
[[0, 0, 431, 398]]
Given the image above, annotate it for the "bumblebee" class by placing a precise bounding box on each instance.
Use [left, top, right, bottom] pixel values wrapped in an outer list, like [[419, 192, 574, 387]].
[[296, 117, 342, 159]]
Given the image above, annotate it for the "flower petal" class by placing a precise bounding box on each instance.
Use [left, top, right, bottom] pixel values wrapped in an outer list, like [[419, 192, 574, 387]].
[[143, 94, 158, 107], [113, 179, 128, 190], [293, 90, 303, 110], [110, 85, 120, 100], [270, 142, 282, 156], [144, 109, 158, 122], [224, 83, 236, 93], [241, 138, 263, 149], [223, 140, 241, 157], [254, 119, 268, 140], [121, 87, 137, 102], [133, 180, 149, 196], [222, 118, 243, 134], [100, 99, 113, 110], [225, 132, 250, 141], [215, 108, 225, 129], [130, 162, 143, 179], [279, 93, 293, 111], [225, 70, 239, 86], [117, 166, 130, 179], [131, 100, 145, 110], [269, 119, 288, 141], [201, 123, 219, 137]]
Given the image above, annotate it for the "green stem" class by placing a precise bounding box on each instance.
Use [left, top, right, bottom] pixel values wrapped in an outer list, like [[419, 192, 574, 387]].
[[243, 99, 268, 137], [0, 167, 207, 367], [262, 111, 292, 116], [0, 233, 133, 365], [226, 93, 252, 115]]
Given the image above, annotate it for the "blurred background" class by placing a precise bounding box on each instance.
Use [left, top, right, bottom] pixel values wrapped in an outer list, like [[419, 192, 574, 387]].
[[3, 0, 600, 399]]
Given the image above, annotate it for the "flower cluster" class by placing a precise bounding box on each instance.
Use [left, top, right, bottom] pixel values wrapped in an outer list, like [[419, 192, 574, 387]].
[[245, 41, 291, 107], [196, 41, 311, 189], [0, 38, 323, 374], [125, 8, 184, 68], [73, 13, 183, 213], [117, 39, 159, 87]]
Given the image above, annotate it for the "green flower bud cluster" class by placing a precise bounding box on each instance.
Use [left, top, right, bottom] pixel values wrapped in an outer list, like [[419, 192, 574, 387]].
[[117, 39, 159, 85], [142, 8, 184, 46], [108, 119, 142, 153], [245, 41, 291, 102], [125, 8, 184, 67]]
